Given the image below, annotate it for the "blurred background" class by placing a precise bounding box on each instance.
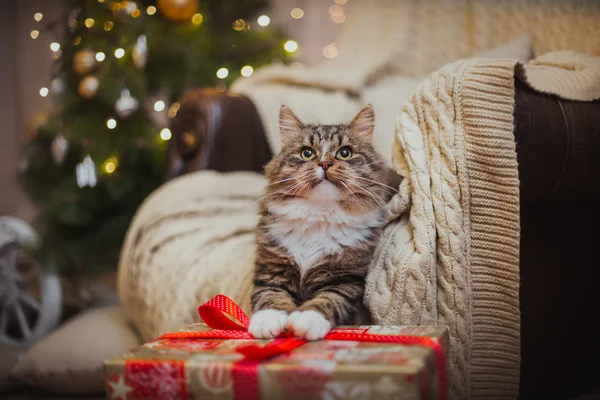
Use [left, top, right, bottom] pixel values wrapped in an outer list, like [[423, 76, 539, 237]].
[[0, 0, 347, 380], [1, 0, 343, 221], [0, 0, 346, 308]]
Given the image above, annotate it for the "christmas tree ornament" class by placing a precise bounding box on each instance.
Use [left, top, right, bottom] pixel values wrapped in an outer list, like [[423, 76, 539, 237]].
[[18, 158, 30, 173], [26, 112, 49, 140], [50, 78, 65, 95], [132, 35, 148, 69], [113, 1, 139, 20], [68, 8, 81, 33], [50, 133, 69, 165], [157, 0, 199, 22], [73, 49, 96, 75], [78, 75, 99, 99], [115, 88, 139, 118], [76, 155, 97, 188]]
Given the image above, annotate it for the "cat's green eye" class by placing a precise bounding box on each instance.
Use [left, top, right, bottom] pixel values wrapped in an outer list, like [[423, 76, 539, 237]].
[[301, 148, 316, 160], [336, 147, 352, 160]]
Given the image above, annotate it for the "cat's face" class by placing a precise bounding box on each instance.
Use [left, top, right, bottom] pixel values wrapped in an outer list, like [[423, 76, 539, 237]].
[[263, 105, 389, 210]]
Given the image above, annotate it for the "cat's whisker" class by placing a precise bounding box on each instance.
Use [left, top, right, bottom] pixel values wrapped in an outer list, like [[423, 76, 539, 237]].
[[347, 174, 399, 193], [271, 177, 312, 204], [347, 179, 386, 207], [265, 174, 311, 187], [253, 178, 311, 205], [339, 180, 360, 203]]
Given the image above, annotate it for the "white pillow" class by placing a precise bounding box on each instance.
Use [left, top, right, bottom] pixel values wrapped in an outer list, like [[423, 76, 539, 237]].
[[11, 306, 140, 395], [364, 36, 533, 165]]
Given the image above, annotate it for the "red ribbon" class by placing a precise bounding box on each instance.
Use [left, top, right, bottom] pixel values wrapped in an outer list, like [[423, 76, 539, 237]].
[[159, 295, 447, 400]]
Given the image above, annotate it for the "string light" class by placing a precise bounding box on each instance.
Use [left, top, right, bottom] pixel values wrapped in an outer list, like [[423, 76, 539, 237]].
[[329, 4, 345, 23], [154, 101, 165, 112], [257, 15, 270, 27], [329, 5, 343, 15], [123, 1, 137, 14], [73, 36, 82, 45], [39, 87, 49, 97], [131, 8, 141, 18], [168, 103, 180, 118], [114, 48, 125, 58], [216, 67, 229, 79], [323, 43, 338, 59], [160, 128, 172, 141], [107, 119, 117, 129], [192, 13, 203, 25], [30, 30, 39, 39], [284, 40, 298, 53], [290, 8, 304, 19], [241, 65, 254, 77], [34, 13, 43, 22], [85, 18, 95, 28], [232, 19, 245, 31], [104, 21, 114, 31], [98, 0, 106, 3], [147, 6, 156, 15], [331, 13, 345, 23], [102, 156, 118, 174], [50, 42, 61, 52], [95, 52, 106, 62]]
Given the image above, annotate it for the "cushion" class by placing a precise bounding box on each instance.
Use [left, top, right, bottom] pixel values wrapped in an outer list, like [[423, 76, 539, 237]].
[[11, 305, 140, 395], [365, 36, 533, 164]]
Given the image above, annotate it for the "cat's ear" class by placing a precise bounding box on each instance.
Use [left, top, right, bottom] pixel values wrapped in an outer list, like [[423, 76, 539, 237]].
[[279, 105, 304, 146], [348, 105, 375, 141]]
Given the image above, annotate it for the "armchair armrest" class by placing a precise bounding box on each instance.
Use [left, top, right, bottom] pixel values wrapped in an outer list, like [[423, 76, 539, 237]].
[[168, 89, 271, 179]]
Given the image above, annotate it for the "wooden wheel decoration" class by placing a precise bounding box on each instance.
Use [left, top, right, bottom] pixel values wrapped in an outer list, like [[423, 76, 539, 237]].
[[0, 217, 61, 349]]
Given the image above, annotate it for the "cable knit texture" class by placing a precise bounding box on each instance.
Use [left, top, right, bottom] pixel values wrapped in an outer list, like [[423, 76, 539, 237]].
[[118, 172, 261, 340], [365, 59, 520, 400]]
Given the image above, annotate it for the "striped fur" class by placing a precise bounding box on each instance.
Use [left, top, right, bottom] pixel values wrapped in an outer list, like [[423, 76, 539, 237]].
[[251, 105, 393, 338]]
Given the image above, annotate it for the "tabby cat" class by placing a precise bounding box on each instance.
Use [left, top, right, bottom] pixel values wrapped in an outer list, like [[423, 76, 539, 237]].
[[249, 105, 393, 340]]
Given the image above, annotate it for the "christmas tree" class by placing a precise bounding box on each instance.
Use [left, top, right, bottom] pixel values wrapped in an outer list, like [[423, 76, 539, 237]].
[[19, 0, 291, 275]]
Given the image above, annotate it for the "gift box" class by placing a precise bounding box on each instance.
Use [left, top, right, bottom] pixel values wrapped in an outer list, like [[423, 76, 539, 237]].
[[104, 296, 448, 400]]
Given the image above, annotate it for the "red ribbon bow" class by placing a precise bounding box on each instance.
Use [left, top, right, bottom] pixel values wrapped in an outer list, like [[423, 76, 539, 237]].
[[160, 295, 447, 400]]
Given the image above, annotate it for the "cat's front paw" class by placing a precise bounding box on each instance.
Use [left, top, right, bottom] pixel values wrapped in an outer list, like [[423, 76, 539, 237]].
[[286, 310, 332, 340], [248, 309, 288, 339]]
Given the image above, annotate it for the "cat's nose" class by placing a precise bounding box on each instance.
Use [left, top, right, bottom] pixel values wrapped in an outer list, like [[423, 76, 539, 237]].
[[319, 160, 333, 171]]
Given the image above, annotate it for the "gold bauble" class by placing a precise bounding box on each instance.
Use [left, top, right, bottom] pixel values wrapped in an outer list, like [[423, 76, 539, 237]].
[[157, 0, 199, 22], [78, 75, 100, 99], [73, 49, 96, 76], [27, 112, 50, 140]]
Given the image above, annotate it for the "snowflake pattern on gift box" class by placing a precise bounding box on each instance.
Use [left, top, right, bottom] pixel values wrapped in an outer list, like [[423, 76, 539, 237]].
[[197, 361, 233, 394], [322, 380, 372, 400], [321, 375, 416, 400], [125, 359, 187, 400]]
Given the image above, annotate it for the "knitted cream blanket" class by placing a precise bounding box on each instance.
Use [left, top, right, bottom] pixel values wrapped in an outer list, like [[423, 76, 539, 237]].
[[118, 52, 600, 400]]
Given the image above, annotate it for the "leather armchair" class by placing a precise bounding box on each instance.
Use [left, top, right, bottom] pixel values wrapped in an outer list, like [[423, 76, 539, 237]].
[[168, 83, 600, 399]]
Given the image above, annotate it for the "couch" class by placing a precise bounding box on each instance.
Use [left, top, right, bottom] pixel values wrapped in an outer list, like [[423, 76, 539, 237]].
[[167, 82, 600, 399]]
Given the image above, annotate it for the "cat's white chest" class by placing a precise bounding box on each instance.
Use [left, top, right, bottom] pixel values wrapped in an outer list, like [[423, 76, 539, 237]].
[[266, 200, 383, 274]]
